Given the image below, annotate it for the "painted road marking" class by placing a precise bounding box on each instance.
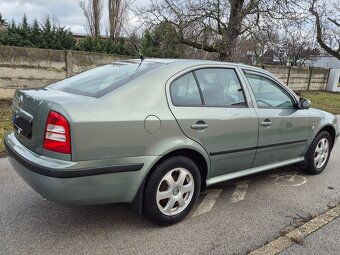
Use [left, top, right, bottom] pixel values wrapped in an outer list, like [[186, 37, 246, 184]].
[[192, 180, 250, 217], [270, 171, 308, 187], [192, 189, 223, 217], [229, 180, 250, 203], [269, 170, 298, 178], [275, 174, 307, 187]]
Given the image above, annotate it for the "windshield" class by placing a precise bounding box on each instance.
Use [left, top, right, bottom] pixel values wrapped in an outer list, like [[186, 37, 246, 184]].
[[49, 61, 161, 97]]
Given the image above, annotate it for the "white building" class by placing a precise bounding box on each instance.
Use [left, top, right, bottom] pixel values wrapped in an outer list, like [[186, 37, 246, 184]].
[[307, 55, 340, 69]]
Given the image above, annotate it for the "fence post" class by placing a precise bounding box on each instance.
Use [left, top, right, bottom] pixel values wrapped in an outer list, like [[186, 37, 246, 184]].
[[286, 66, 291, 86], [307, 67, 313, 91], [325, 68, 331, 91], [65, 50, 73, 77]]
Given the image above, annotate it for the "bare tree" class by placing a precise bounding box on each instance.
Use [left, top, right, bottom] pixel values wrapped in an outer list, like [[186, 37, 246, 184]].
[[268, 21, 319, 66], [226, 2, 320, 66], [108, 0, 128, 41], [137, 0, 299, 61], [309, 0, 340, 59], [79, 0, 102, 37]]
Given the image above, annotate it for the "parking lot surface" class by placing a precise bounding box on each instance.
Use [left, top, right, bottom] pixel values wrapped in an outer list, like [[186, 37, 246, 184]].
[[0, 140, 339, 255]]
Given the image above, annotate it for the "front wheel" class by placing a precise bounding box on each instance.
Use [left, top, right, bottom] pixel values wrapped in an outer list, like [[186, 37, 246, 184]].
[[143, 156, 201, 226], [302, 131, 332, 175]]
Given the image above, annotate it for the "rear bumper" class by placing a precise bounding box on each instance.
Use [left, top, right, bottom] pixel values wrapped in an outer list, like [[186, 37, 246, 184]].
[[5, 132, 160, 205]]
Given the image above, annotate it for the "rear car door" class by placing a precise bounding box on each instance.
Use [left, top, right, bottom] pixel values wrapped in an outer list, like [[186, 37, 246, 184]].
[[167, 67, 258, 178], [242, 70, 311, 167]]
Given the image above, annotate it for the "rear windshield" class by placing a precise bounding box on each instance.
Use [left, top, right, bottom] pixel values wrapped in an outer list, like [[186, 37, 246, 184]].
[[48, 61, 161, 97]]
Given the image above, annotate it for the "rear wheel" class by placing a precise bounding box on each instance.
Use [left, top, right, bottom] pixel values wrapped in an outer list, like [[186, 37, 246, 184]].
[[143, 156, 201, 226], [302, 131, 332, 175]]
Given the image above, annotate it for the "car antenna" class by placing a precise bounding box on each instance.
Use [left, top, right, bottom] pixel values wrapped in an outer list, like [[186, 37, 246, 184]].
[[119, 22, 144, 62], [118, 22, 145, 79]]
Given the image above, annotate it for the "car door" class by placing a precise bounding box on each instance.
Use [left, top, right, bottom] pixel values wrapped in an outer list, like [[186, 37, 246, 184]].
[[242, 70, 311, 167], [167, 67, 259, 178]]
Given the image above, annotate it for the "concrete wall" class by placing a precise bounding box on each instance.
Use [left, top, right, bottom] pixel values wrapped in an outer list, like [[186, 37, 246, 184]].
[[0, 46, 126, 98], [0, 45, 331, 98], [263, 65, 329, 91]]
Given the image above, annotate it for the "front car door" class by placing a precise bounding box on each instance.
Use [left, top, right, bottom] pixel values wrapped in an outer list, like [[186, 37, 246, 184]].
[[242, 69, 311, 167], [167, 66, 258, 178]]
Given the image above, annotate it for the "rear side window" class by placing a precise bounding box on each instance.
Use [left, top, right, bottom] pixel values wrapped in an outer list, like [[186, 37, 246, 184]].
[[195, 68, 246, 107], [170, 73, 202, 106], [49, 61, 161, 97]]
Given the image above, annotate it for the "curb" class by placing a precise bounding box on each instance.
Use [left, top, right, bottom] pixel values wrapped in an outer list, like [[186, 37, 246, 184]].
[[248, 204, 340, 255]]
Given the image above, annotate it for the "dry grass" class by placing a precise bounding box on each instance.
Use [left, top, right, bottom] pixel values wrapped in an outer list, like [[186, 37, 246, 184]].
[[0, 99, 12, 157], [297, 91, 340, 115]]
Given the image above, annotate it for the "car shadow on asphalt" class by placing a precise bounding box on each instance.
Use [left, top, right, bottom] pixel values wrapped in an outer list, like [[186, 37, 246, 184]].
[[9, 164, 308, 234]]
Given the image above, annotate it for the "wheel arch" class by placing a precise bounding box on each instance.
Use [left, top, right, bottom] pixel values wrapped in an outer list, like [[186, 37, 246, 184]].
[[302, 124, 336, 170], [131, 148, 209, 214], [150, 149, 208, 190], [316, 125, 336, 149]]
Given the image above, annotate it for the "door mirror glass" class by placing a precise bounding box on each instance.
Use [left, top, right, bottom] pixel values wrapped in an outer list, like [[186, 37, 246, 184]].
[[299, 97, 311, 109]]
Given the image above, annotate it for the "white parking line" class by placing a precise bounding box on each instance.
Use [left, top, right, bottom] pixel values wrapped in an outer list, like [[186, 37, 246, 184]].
[[192, 189, 223, 217], [192, 180, 250, 217], [229, 180, 250, 203]]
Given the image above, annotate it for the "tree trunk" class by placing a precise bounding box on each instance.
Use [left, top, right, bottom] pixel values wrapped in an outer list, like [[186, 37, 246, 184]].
[[218, 0, 245, 61], [93, 0, 100, 37], [109, 0, 123, 41]]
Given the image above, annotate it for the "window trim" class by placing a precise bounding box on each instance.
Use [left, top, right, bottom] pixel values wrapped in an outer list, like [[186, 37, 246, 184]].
[[170, 67, 249, 108], [242, 70, 298, 109], [192, 71, 206, 105], [170, 72, 204, 107]]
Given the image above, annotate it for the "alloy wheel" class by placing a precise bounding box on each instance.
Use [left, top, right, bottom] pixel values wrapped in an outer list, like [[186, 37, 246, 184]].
[[156, 167, 195, 216], [314, 138, 329, 169]]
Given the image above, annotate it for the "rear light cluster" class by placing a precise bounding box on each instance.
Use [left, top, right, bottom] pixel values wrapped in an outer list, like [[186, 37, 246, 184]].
[[43, 111, 71, 154]]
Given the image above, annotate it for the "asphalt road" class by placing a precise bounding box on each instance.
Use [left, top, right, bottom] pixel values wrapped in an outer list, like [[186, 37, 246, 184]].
[[281, 218, 340, 255], [0, 140, 339, 255]]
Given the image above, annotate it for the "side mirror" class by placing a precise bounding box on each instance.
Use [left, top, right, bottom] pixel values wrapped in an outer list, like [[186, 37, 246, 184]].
[[298, 97, 311, 109]]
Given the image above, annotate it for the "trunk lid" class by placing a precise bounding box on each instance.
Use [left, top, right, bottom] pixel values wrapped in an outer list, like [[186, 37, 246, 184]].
[[12, 88, 89, 156]]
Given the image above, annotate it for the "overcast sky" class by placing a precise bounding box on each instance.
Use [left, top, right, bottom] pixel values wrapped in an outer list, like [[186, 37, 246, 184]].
[[0, 0, 148, 35]]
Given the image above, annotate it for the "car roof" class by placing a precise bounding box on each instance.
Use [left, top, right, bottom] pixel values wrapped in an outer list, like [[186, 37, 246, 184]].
[[123, 58, 265, 72]]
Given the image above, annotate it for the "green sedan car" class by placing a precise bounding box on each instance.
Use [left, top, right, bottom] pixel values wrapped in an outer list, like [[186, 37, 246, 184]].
[[5, 59, 339, 225]]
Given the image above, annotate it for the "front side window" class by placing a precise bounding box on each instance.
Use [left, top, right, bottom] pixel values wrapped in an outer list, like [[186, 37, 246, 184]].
[[244, 72, 295, 108], [194, 68, 246, 107], [170, 72, 202, 106]]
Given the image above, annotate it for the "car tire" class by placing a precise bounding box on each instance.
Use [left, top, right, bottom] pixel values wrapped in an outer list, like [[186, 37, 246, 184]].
[[143, 156, 201, 226], [302, 131, 332, 175]]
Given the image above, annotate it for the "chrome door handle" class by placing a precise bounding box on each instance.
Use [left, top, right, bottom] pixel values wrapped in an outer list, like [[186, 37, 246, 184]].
[[260, 119, 272, 126], [191, 121, 208, 130]]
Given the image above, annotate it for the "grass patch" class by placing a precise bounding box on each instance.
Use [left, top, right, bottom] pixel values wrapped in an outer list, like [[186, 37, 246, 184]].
[[0, 99, 12, 157], [297, 91, 340, 115]]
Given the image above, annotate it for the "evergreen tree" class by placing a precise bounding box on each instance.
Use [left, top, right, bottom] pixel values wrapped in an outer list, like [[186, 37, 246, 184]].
[[18, 14, 32, 47], [0, 13, 7, 27], [39, 16, 76, 50], [29, 19, 41, 47], [141, 22, 182, 58], [0, 13, 133, 55], [40, 16, 54, 48]]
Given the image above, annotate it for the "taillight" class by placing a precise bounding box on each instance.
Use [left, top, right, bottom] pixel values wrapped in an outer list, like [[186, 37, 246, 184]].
[[43, 111, 71, 154]]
